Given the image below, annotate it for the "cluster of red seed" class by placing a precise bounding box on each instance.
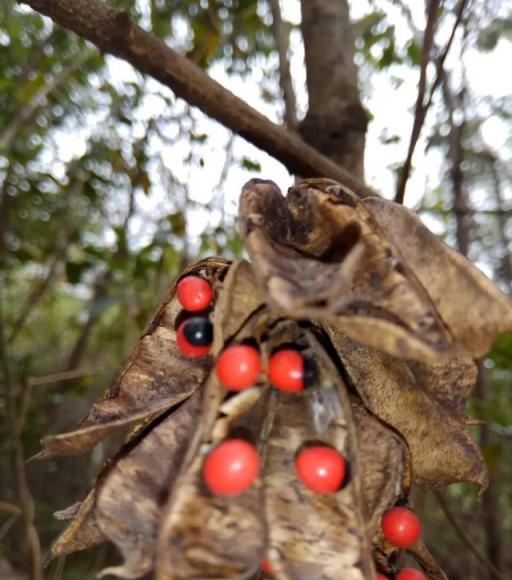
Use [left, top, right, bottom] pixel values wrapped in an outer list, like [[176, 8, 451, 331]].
[[177, 276, 425, 579], [176, 275, 215, 357]]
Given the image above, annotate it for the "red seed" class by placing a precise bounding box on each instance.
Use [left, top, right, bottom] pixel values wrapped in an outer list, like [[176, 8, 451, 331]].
[[216, 344, 262, 390], [177, 320, 211, 358], [295, 445, 346, 493], [269, 349, 304, 392], [176, 275, 213, 312], [203, 439, 260, 496], [262, 558, 273, 575], [376, 575, 389, 580], [381, 507, 421, 548], [396, 568, 426, 580]]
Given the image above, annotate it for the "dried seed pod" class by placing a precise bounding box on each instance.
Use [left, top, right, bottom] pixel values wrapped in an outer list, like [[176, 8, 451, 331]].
[[44, 177, 512, 580], [364, 197, 512, 358], [38, 258, 229, 459], [239, 178, 454, 363]]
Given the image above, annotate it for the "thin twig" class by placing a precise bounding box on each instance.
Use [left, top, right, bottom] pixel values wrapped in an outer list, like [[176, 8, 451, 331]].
[[27, 366, 112, 387], [0, 64, 76, 152], [423, 0, 471, 113], [0, 282, 42, 580], [433, 491, 510, 580], [395, 0, 470, 205], [418, 206, 512, 216], [268, 0, 298, 129], [9, 240, 65, 342], [0, 501, 23, 516], [395, 0, 441, 204]]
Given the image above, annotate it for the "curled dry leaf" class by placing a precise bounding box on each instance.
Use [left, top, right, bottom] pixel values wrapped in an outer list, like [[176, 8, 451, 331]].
[[325, 325, 488, 489], [364, 197, 512, 358], [38, 258, 229, 459], [351, 399, 411, 538], [95, 389, 204, 579], [51, 490, 105, 556], [240, 178, 453, 363]]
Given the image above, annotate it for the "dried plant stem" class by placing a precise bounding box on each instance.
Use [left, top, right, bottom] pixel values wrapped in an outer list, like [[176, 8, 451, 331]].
[[395, 0, 470, 205], [395, 0, 441, 204], [433, 491, 508, 580], [268, 0, 298, 129], [0, 283, 42, 580]]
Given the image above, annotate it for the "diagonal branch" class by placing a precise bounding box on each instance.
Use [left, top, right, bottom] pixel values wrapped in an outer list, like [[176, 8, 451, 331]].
[[395, 0, 441, 204], [395, 0, 470, 205], [18, 0, 377, 198]]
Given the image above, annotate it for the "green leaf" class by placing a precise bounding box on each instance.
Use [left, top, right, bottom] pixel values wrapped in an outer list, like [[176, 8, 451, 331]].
[[241, 157, 261, 172]]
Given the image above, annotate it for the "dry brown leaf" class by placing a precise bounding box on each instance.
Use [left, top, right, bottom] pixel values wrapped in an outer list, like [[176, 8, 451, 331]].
[[211, 259, 265, 355], [38, 258, 229, 458], [351, 399, 411, 538], [364, 197, 512, 357], [325, 324, 488, 490], [95, 389, 204, 579], [240, 178, 454, 363], [51, 490, 105, 556]]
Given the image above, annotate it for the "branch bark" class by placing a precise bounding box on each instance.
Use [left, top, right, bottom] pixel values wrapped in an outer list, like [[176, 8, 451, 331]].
[[441, 72, 471, 256], [395, 0, 469, 204], [395, 0, 441, 204], [19, 0, 378, 198], [268, 0, 298, 130], [9, 242, 65, 343], [442, 70, 505, 579], [299, 0, 368, 179]]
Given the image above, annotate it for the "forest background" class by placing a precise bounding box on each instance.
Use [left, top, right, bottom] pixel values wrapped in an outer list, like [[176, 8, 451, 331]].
[[0, 0, 511, 579]]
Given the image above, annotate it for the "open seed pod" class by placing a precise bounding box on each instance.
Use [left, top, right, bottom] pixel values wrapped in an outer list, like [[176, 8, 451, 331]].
[[43, 178, 512, 579]]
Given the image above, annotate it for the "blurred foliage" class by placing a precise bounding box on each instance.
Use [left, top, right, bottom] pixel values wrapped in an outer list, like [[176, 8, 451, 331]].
[[0, 0, 511, 579]]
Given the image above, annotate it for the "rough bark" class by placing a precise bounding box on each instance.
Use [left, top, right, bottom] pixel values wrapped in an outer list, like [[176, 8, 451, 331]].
[[442, 73, 505, 578], [441, 73, 471, 256], [299, 0, 368, 179], [19, 0, 377, 199]]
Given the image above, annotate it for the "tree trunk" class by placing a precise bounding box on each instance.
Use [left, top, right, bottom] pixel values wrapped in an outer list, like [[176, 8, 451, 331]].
[[299, 0, 368, 179], [442, 72, 504, 579]]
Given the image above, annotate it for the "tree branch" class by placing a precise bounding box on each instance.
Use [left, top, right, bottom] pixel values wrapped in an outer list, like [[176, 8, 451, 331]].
[[395, 0, 441, 204], [299, 0, 368, 179], [395, 0, 470, 205], [0, 63, 76, 153], [434, 490, 508, 580], [268, 0, 298, 130], [18, 0, 377, 198], [9, 240, 65, 343], [0, 282, 42, 580]]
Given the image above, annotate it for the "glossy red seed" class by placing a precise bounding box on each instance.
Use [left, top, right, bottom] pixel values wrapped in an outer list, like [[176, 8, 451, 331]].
[[176, 275, 213, 312], [295, 445, 346, 493], [262, 559, 273, 575], [216, 344, 262, 390], [202, 439, 260, 496], [381, 507, 421, 548], [177, 321, 211, 358], [269, 349, 304, 392], [396, 568, 426, 580]]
